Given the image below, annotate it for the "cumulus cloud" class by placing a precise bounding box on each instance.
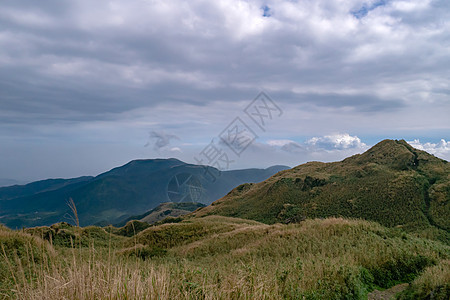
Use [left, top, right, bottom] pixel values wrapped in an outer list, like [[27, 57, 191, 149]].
[[264, 134, 368, 156], [407, 139, 450, 160], [217, 133, 370, 170], [306, 134, 367, 151]]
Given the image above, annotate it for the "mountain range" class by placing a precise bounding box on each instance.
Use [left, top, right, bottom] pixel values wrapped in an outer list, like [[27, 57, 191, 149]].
[[0, 159, 289, 228], [2, 139, 449, 298]]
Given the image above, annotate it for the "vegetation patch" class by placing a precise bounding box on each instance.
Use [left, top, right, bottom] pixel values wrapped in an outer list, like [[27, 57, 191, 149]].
[[398, 259, 450, 300], [25, 222, 126, 248], [369, 254, 435, 288], [0, 225, 55, 296], [2, 216, 449, 299], [117, 244, 167, 260], [108, 220, 151, 237]]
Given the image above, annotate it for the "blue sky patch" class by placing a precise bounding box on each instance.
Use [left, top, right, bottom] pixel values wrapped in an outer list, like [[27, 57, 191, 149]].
[[352, 0, 387, 19], [262, 5, 271, 17]]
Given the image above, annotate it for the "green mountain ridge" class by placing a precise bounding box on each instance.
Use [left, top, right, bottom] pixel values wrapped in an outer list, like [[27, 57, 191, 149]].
[[194, 139, 450, 243]]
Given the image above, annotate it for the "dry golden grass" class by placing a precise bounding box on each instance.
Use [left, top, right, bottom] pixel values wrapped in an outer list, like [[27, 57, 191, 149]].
[[1, 217, 449, 299], [412, 259, 450, 291]]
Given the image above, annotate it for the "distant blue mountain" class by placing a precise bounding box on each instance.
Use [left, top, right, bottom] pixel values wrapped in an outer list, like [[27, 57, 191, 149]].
[[0, 159, 289, 228], [0, 178, 27, 188]]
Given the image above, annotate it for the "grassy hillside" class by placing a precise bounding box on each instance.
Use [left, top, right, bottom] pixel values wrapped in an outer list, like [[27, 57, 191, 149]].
[[115, 202, 206, 227], [1, 216, 449, 299], [194, 140, 449, 244]]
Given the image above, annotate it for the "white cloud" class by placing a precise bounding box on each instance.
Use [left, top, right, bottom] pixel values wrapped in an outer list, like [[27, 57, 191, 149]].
[[266, 139, 305, 153], [266, 139, 297, 147], [306, 134, 367, 150], [391, 0, 432, 13], [256, 134, 368, 163], [407, 139, 450, 161]]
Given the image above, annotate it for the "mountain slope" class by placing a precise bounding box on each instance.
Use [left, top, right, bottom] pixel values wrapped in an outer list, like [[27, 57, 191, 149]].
[[115, 202, 206, 227], [0, 159, 289, 228], [194, 140, 449, 243]]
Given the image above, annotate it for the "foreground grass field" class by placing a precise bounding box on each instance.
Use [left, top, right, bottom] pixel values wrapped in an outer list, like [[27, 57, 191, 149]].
[[1, 216, 449, 299]]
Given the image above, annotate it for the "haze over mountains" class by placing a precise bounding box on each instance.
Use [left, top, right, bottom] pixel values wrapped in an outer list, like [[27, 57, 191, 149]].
[[0, 159, 288, 228], [0, 179, 25, 188]]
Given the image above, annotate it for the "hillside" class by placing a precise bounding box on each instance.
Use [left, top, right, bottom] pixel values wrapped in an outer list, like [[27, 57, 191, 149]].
[[115, 202, 206, 227], [0, 159, 288, 228], [2, 217, 449, 299], [194, 140, 450, 243]]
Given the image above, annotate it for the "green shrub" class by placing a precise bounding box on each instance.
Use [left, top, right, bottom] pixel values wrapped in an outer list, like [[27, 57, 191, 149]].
[[113, 220, 151, 237], [118, 244, 166, 260], [397, 260, 450, 300], [370, 254, 435, 288]]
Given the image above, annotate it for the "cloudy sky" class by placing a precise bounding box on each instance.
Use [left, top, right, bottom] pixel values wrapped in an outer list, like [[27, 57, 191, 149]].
[[0, 0, 449, 183]]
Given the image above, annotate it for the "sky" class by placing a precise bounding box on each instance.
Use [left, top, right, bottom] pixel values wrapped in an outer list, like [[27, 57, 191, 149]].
[[0, 0, 449, 184]]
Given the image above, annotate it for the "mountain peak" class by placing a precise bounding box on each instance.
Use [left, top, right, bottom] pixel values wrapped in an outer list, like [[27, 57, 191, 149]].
[[194, 139, 449, 244], [345, 139, 442, 169]]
